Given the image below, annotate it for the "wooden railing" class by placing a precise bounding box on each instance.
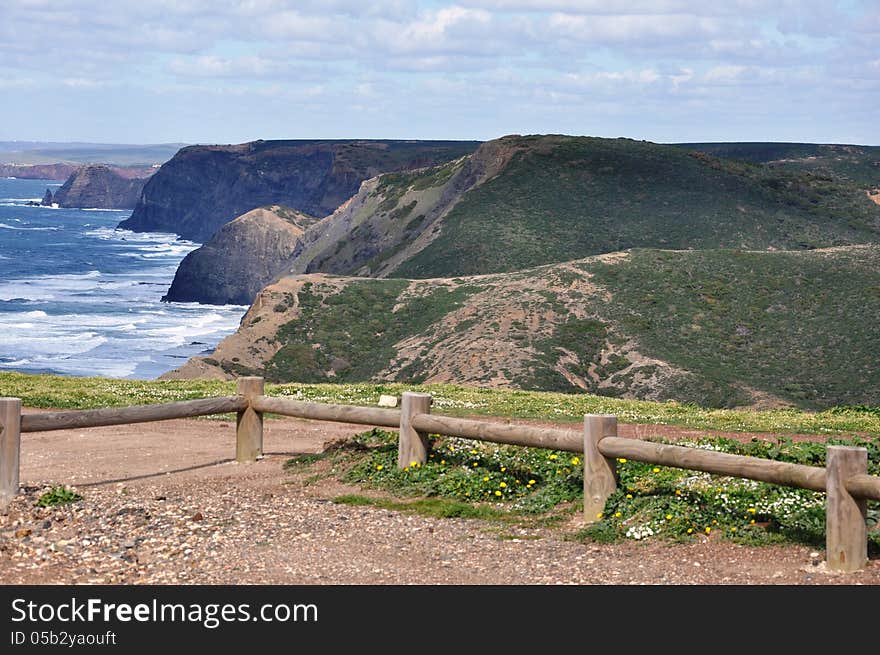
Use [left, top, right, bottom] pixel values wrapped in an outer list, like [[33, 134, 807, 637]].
[[2, 376, 879, 573]]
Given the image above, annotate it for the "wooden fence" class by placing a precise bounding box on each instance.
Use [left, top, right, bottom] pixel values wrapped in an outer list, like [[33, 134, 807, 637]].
[[2, 376, 879, 573]]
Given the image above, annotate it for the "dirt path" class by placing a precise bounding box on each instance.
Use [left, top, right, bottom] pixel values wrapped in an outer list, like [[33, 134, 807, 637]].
[[1, 411, 878, 586]]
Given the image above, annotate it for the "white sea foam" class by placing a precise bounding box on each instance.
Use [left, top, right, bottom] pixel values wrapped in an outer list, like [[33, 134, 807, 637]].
[[0, 222, 59, 231], [0, 330, 107, 356], [0, 183, 246, 378], [0, 270, 103, 301]]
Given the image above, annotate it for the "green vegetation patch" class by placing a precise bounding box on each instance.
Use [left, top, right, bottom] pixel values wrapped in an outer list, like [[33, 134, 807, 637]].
[[587, 247, 880, 409], [5, 372, 880, 435], [264, 280, 477, 383], [304, 427, 880, 551], [516, 318, 610, 392], [393, 136, 880, 279], [35, 485, 82, 507]]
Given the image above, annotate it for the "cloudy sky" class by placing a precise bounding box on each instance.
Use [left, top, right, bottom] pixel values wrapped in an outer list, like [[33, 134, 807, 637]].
[[0, 0, 876, 146]]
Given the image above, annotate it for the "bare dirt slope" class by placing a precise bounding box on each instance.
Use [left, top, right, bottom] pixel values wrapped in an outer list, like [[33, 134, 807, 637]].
[[2, 412, 879, 586]]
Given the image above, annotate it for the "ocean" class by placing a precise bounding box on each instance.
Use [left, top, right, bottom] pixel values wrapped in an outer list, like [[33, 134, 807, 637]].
[[0, 177, 248, 379]]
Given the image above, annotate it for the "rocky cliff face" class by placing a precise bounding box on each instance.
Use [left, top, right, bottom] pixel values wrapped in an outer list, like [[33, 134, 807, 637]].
[[117, 139, 481, 243], [162, 205, 317, 306], [44, 164, 150, 209]]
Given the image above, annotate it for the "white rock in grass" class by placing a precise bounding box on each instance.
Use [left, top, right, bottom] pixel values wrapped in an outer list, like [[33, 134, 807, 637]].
[[377, 395, 399, 408]]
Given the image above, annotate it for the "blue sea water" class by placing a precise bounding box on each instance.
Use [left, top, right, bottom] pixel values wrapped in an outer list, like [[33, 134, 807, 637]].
[[0, 177, 248, 379]]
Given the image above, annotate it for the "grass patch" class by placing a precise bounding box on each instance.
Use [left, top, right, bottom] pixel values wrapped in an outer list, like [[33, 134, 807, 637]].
[[264, 279, 476, 384], [587, 247, 880, 409], [35, 485, 82, 507], [4, 371, 880, 436], [309, 428, 880, 552]]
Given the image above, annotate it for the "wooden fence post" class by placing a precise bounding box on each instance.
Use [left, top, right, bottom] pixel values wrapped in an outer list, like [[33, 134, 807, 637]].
[[236, 377, 264, 463], [0, 398, 21, 507], [583, 414, 618, 523], [825, 445, 868, 572], [399, 392, 432, 469]]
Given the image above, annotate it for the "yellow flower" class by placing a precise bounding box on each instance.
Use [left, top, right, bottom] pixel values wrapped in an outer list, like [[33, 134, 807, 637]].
[[528, 479, 536, 485], [747, 507, 756, 514], [618, 458, 627, 463], [494, 490, 502, 497], [440, 460, 446, 465], [626, 494, 632, 499], [665, 514, 672, 520], [404, 467, 409, 472], [548, 454, 557, 460], [375, 464, 383, 471], [571, 457, 580, 465], [596, 512, 603, 519], [470, 449, 478, 454], [705, 527, 711, 534], [483, 476, 490, 482], [515, 480, 521, 484], [730, 527, 737, 532], [675, 489, 682, 496], [410, 461, 418, 467], [472, 462, 479, 467], [687, 528, 693, 534], [750, 519, 755, 525], [614, 511, 622, 517], [499, 482, 507, 488], [652, 467, 660, 473], [500, 467, 506, 472]]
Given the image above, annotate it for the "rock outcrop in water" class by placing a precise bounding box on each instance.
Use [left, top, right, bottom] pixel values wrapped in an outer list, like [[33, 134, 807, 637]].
[[116, 139, 481, 243], [162, 205, 317, 305], [44, 165, 150, 209]]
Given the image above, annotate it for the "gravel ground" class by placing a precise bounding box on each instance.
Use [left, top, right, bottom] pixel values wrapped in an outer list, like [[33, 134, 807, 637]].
[[1, 414, 879, 586]]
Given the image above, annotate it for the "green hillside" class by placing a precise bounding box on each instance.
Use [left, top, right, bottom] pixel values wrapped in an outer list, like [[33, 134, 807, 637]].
[[196, 245, 880, 410], [584, 246, 880, 409], [678, 142, 880, 186], [368, 135, 880, 278]]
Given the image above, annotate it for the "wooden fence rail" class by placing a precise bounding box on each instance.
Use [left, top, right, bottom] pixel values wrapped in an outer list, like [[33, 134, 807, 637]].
[[1, 377, 879, 574]]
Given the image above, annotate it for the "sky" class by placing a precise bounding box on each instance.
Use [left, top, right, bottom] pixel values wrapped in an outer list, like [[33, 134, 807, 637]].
[[0, 0, 877, 146]]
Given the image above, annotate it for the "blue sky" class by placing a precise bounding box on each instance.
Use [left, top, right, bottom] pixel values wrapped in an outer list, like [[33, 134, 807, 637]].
[[0, 0, 877, 146]]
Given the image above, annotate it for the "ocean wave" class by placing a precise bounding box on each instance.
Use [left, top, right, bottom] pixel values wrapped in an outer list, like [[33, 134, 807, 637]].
[[0, 355, 138, 379], [0, 270, 103, 301], [85, 226, 197, 245], [0, 222, 59, 231], [0, 331, 107, 355]]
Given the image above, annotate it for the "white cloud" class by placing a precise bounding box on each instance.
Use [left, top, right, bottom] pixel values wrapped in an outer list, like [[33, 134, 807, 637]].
[[546, 12, 722, 43], [371, 5, 498, 55], [702, 65, 750, 84], [61, 77, 106, 88], [0, 0, 875, 144], [167, 55, 283, 78]]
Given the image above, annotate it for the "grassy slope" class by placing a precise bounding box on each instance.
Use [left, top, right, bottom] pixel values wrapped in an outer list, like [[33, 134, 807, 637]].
[[584, 246, 880, 409], [389, 136, 880, 279], [2, 370, 879, 436], [201, 245, 880, 410], [677, 142, 880, 187]]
